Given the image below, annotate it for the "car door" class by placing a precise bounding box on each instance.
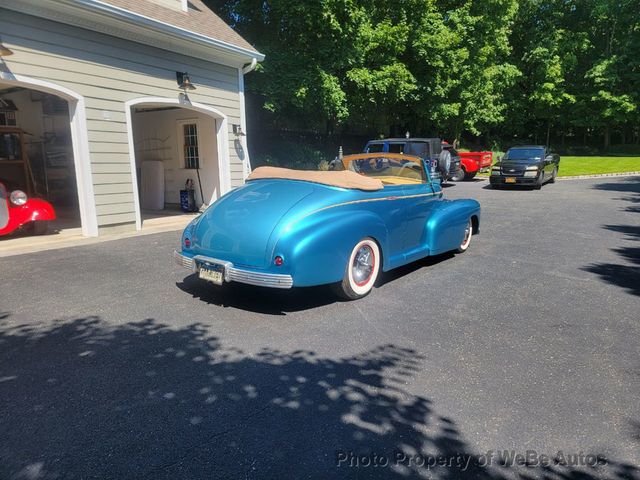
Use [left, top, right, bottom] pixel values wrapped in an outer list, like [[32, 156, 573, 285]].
[[543, 148, 555, 179], [400, 159, 441, 258]]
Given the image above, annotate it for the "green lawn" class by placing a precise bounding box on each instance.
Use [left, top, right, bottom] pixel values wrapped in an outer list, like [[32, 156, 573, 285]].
[[479, 156, 640, 177], [557, 156, 640, 176]]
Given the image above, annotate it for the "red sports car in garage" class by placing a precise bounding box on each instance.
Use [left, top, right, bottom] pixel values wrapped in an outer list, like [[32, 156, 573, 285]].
[[0, 179, 56, 236]]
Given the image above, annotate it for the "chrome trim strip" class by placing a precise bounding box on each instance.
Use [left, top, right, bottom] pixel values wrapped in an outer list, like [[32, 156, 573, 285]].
[[174, 250, 293, 289], [302, 190, 441, 219]]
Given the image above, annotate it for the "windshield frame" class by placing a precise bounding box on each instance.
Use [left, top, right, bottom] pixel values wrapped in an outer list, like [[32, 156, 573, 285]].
[[341, 153, 428, 185]]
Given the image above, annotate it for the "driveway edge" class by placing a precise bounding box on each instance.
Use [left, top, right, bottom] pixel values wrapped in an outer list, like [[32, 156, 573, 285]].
[[557, 171, 640, 180]]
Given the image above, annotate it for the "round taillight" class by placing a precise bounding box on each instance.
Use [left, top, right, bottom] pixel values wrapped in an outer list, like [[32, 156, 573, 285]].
[[184, 238, 191, 248], [274, 256, 283, 266]]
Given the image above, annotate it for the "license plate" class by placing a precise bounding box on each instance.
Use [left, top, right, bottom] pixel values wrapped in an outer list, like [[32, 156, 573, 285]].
[[199, 263, 224, 285], [505, 177, 517, 184]]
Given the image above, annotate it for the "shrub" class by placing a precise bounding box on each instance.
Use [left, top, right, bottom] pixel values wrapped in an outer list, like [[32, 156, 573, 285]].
[[607, 144, 640, 156], [251, 139, 333, 170]]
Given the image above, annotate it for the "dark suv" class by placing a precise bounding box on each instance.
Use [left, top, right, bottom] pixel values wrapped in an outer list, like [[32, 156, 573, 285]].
[[490, 145, 560, 189], [364, 138, 461, 182]]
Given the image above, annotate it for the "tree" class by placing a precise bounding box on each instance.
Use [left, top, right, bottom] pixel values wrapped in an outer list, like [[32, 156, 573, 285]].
[[581, 0, 638, 148], [206, 0, 640, 152], [409, 0, 520, 142], [507, 0, 578, 145]]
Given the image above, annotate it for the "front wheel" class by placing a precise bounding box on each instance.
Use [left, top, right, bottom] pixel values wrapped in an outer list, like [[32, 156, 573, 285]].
[[457, 219, 473, 253], [549, 167, 558, 183], [333, 238, 381, 300], [534, 174, 544, 190], [29, 221, 50, 236]]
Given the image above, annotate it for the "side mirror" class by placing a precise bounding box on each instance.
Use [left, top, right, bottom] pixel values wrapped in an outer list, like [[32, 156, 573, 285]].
[[545, 155, 553, 163]]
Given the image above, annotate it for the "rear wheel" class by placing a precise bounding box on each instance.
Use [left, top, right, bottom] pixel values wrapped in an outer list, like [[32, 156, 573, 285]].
[[450, 168, 466, 182], [333, 238, 380, 300], [457, 219, 473, 253], [464, 170, 477, 180]]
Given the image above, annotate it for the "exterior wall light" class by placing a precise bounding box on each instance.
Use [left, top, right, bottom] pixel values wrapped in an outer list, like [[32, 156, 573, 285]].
[[176, 71, 196, 91], [233, 124, 246, 137]]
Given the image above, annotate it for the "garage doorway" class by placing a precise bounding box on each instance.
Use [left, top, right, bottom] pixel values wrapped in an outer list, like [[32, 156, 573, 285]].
[[126, 98, 231, 229], [0, 74, 97, 238], [0, 84, 82, 232]]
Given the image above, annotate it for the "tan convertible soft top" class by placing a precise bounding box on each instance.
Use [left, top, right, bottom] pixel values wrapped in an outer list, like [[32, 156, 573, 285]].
[[247, 166, 384, 191]]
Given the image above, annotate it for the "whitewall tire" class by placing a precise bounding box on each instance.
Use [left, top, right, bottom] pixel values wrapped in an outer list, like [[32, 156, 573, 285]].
[[334, 238, 381, 300], [457, 219, 472, 253]]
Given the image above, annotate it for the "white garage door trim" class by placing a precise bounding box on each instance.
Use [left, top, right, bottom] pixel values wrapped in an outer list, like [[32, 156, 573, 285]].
[[125, 97, 231, 231], [0, 71, 99, 237]]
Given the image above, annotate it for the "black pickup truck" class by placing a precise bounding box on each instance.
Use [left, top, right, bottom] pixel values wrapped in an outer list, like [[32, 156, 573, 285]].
[[490, 145, 560, 189]]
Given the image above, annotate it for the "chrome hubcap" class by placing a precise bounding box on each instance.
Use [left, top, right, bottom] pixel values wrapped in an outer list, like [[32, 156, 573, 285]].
[[462, 221, 471, 245], [352, 245, 374, 286]]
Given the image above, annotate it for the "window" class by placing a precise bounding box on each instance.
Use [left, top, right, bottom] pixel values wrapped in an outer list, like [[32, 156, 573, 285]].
[[388, 143, 405, 154], [0, 111, 17, 126], [182, 123, 200, 169], [345, 154, 426, 185], [504, 147, 544, 161]]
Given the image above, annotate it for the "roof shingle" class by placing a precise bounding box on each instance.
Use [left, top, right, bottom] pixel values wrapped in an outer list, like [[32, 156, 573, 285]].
[[100, 0, 259, 54]]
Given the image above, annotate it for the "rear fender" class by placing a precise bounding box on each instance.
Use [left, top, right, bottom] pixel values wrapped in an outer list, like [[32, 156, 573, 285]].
[[277, 209, 389, 287], [425, 199, 480, 255], [460, 157, 479, 173]]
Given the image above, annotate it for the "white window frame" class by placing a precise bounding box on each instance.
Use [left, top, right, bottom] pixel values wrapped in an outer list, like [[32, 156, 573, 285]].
[[176, 118, 201, 170]]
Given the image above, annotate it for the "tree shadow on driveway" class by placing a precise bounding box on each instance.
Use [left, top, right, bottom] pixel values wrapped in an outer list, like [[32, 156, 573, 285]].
[[176, 274, 339, 315], [0, 316, 637, 480], [584, 178, 640, 297], [590, 177, 640, 194], [176, 252, 457, 314]]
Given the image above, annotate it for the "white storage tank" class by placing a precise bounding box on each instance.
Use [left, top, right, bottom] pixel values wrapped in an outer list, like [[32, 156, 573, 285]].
[[140, 160, 164, 210]]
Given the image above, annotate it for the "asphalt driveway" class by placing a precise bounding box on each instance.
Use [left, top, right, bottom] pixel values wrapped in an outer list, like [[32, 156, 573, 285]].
[[0, 176, 638, 479]]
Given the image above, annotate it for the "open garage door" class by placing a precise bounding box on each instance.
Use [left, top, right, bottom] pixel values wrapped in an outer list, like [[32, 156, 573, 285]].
[[0, 86, 78, 232], [127, 99, 230, 226]]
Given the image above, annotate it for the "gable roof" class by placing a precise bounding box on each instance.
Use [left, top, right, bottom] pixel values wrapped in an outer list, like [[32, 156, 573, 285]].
[[99, 0, 260, 55]]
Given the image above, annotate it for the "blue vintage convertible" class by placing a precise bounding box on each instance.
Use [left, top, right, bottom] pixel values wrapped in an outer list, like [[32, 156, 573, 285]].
[[174, 152, 480, 299]]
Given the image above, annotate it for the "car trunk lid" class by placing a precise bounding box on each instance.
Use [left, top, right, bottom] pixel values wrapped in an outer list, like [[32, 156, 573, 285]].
[[192, 180, 315, 268]]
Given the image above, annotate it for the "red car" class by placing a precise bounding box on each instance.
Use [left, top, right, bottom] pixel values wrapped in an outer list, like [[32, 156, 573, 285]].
[[0, 179, 56, 236], [459, 151, 493, 180], [444, 142, 493, 181]]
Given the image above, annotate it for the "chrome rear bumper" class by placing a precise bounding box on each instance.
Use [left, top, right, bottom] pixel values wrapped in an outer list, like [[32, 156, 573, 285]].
[[174, 250, 197, 271], [174, 250, 293, 289]]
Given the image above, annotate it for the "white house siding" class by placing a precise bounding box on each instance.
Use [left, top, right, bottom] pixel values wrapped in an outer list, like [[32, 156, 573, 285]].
[[0, 8, 246, 230]]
